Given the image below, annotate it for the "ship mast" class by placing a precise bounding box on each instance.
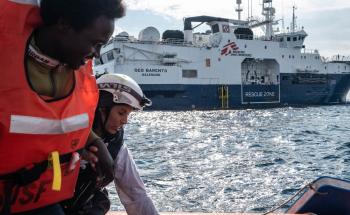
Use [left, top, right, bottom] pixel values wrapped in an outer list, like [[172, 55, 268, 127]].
[[291, 5, 297, 32], [235, 0, 243, 20], [262, 0, 275, 38]]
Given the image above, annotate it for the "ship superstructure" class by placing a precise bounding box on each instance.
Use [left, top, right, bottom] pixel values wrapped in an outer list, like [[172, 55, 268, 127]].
[[94, 0, 350, 110]]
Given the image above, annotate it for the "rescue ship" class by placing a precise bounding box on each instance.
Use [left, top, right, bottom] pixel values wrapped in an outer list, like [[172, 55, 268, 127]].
[[94, 0, 350, 110]]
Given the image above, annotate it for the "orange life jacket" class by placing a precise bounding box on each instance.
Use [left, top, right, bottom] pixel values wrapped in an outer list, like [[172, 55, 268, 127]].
[[0, 0, 98, 213]]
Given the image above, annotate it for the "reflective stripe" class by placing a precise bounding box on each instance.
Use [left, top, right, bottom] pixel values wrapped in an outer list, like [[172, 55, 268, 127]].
[[10, 113, 89, 134], [10, 0, 40, 6]]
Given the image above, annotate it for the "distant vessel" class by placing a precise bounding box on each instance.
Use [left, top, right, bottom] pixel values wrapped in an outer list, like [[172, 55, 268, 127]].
[[94, 0, 350, 110]]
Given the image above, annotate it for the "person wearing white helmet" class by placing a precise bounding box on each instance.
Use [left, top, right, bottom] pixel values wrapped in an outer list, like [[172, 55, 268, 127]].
[[62, 73, 158, 215]]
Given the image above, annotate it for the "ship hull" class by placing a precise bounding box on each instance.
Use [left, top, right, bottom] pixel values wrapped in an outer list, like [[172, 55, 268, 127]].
[[141, 73, 350, 110]]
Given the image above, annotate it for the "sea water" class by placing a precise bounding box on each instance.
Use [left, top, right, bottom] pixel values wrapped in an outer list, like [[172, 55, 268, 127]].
[[108, 105, 350, 213]]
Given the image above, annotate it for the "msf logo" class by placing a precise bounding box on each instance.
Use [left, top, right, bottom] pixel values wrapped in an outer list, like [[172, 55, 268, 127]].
[[221, 42, 239, 56]]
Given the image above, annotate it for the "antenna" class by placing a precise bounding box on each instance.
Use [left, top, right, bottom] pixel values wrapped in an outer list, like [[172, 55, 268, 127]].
[[236, 0, 243, 20], [250, 0, 253, 20], [247, 0, 250, 20], [281, 0, 285, 32], [291, 5, 297, 32]]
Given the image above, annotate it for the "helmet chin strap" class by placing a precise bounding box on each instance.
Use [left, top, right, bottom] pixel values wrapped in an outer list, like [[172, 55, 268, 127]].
[[98, 108, 113, 138]]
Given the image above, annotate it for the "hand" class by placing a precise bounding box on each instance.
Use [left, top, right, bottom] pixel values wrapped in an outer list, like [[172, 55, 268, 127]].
[[65, 152, 80, 174], [87, 139, 114, 187], [81, 145, 99, 170]]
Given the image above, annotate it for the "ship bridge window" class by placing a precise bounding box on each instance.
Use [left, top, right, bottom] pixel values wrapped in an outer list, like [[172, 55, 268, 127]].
[[287, 37, 291, 41], [205, 58, 211, 67], [212, 24, 219, 33], [234, 28, 253, 40], [293, 37, 297, 41], [107, 51, 114, 61], [94, 58, 102, 66], [282, 76, 289, 80], [182, 69, 198, 78]]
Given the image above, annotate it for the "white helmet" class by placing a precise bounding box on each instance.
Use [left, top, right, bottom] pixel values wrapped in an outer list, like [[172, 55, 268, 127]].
[[96, 73, 151, 110]]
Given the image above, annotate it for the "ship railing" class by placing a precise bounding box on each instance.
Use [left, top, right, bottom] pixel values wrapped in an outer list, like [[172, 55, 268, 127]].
[[104, 36, 195, 47], [256, 35, 282, 42], [235, 34, 271, 41], [320, 55, 350, 63], [236, 34, 285, 42], [159, 39, 193, 47], [302, 49, 319, 55], [121, 38, 196, 47], [330, 55, 350, 62]]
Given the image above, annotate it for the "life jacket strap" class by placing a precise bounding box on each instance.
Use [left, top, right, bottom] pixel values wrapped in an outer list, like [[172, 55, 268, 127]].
[[0, 149, 83, 186]]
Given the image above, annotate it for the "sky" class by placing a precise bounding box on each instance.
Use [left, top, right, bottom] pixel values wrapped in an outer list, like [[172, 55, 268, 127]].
[[114, 0, 350, 58]]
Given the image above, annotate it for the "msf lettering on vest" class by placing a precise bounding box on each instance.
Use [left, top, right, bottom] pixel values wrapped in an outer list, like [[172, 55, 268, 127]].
[[0, 168, 76, 211]]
